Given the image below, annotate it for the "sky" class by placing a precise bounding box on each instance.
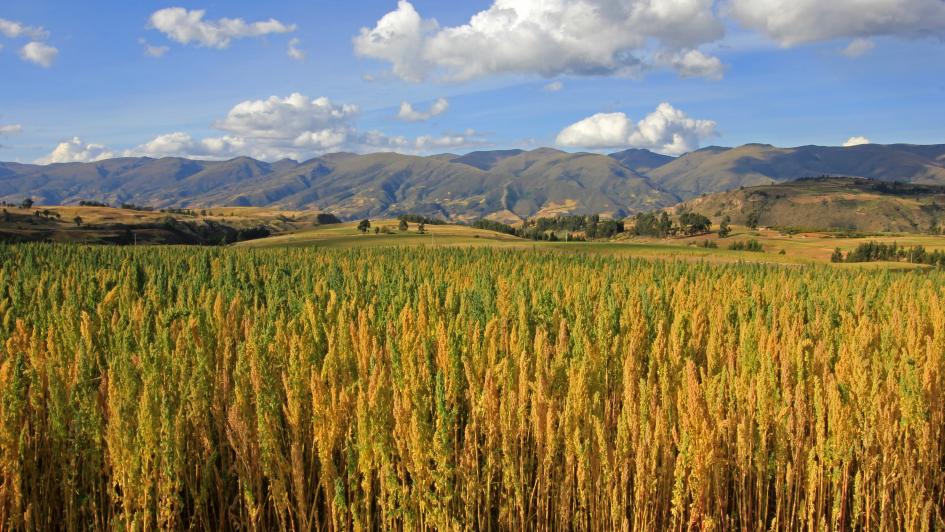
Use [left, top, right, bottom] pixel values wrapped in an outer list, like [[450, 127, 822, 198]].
[[1, 0, 944, 164]]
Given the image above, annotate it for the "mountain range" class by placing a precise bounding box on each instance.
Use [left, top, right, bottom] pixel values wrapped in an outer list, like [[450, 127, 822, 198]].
[[3, 143, 944, 221]]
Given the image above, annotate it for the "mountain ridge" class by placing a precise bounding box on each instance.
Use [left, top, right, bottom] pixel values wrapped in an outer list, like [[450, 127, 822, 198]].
[[4, 143, 945, 221]]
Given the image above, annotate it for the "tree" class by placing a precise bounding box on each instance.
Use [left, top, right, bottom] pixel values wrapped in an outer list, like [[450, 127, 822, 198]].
[[718, 216, 732, 238], [746, 211, 761, 230], [679, 212, 711, 236], [374, 227, 380, 234], [658, 212, 672, 237], [831, 248, 845, 263], [357, 219, 371, 233], [73, 216, 83, 228], [399, 218, 409, 231], [417, 222, 426, 234], [585, 214, 600, 239], [20, 198, 34, 209]]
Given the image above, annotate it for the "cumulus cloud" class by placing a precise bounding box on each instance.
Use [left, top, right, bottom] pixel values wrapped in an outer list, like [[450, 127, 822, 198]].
[[556, 102, 716, 155], [352, 1, 435, 82], [36, 93, 481, 163], [556, 112, 634, 149], [35, 137, 115, 164], [397, 98, 449, 122], [543, 81, 564, 92], [0, 18, 48, 40], [126, 94, 359, 160], [127, 132, 239, 159], [657, 49, 724, 80], [1, 18, 58, 67], [354, 0, 725, 82], [214, 93, 358, 139], [843, 136, 871, 147], [287, 37, 305, 60], [0, 124, 23, 135], [148, 7, 296, 49], [727, 0, 945, 47], [19, 41, 58, 67], [840, 38, 875, 58]]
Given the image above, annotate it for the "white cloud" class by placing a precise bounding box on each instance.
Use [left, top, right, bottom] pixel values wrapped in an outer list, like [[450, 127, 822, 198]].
[[0, 18, 48, 40], [354, 0, 725, 82], [397, 98, 449, 122], [292, 129, 349, 151], [556, 102, 716, 155], [148, 7, 296, 49], [36, 137, 115, 164], [214, 93, 358, 139], [413, 130, 485, 151], [556, 112, 634, 149], [657, 49, 724, 80], [123, 132, 300, 160], [139, 38, 169, 58], [360, 128, 485, 152], [19, 41, 58, 67], [727, 0, 945, 47], [287, 37, 305, 60], [123, 132, 308, 161], [543, 81, 564, 92], [0, 124, 23, 135], [145, 44, 169, 58], [840, 38, 875, 58], [36, 93, 486, 163], [352, 1, 435, 82], [130, 93, 360, 160], [129, 132, 227, 158], [843, 136, 871, 147]]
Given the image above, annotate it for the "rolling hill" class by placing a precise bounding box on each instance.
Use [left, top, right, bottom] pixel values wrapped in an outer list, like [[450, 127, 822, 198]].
[[647, 143, 945, 198], [678, 176, 945, 233], [0, 204, 339, 244], [3, 143, 945, 221]]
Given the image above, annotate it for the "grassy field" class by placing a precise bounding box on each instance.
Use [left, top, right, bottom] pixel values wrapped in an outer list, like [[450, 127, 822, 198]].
[[1, 244, 942, 529], [235, 218, 524, 248], [239, 219, 945, 267]]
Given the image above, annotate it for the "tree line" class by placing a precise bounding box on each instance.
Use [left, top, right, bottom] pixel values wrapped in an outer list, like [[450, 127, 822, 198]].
[[832, 241, 945, 266]]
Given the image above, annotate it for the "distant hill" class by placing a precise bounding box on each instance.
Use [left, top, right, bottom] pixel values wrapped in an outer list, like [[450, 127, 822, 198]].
[[608, 148, 675, 174], [647, 143, 945, 198], [0, 149, 674, 221], [678, 176, 945, 233], [3, 143, 945, 221]]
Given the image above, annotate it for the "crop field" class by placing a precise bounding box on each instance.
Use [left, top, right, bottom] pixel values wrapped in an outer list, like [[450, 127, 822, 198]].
[[240, 220, 945, 268], [0, 243, 942, 530]]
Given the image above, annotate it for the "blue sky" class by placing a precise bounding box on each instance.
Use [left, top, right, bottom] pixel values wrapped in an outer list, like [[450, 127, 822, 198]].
[[1, 0, 944, 163]]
